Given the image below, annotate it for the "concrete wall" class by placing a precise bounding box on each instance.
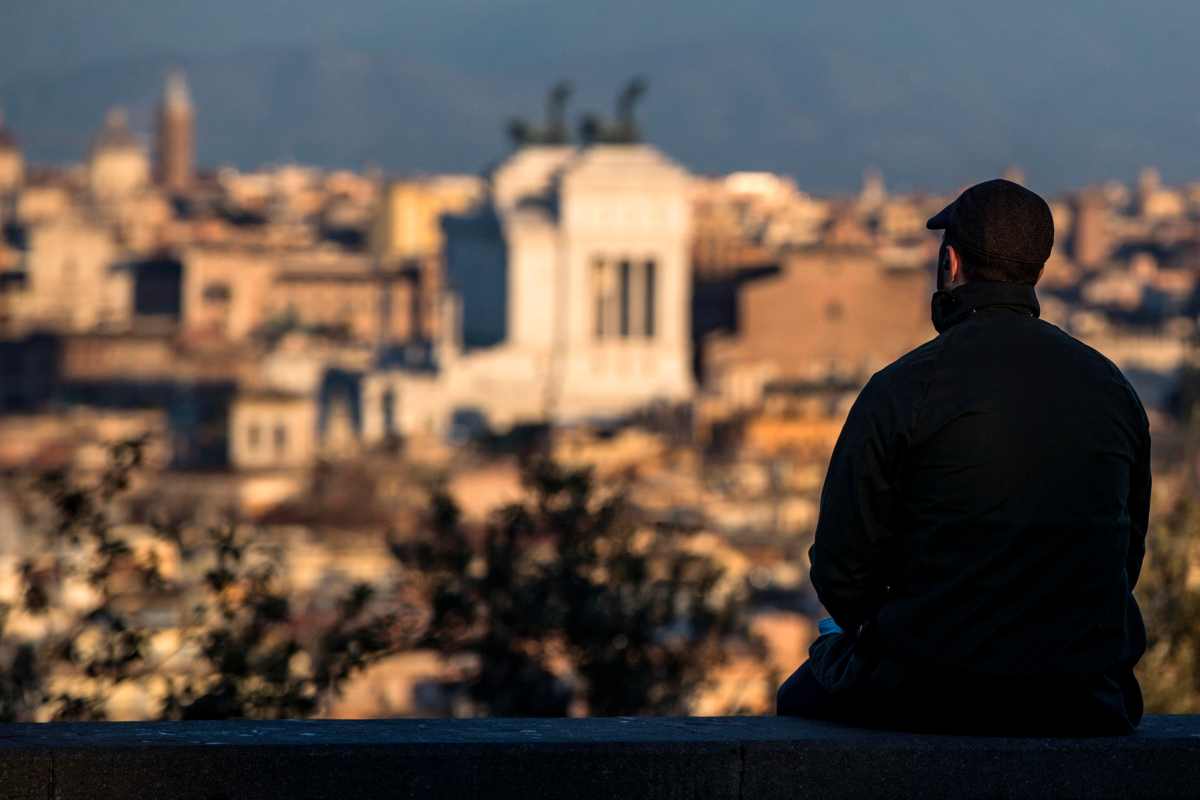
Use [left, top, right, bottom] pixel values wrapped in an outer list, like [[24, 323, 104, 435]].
[[0, 716, 1197, 799]]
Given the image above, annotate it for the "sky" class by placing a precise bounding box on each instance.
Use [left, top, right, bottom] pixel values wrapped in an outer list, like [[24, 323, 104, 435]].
[[1, 0, 1197, 194]]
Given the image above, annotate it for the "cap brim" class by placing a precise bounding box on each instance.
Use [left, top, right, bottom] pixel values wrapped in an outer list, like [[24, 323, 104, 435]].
[[926, 203, 954, 230]]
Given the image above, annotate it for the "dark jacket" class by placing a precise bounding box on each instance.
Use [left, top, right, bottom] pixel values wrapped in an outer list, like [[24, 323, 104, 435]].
[[807, 280, 1150, 733]]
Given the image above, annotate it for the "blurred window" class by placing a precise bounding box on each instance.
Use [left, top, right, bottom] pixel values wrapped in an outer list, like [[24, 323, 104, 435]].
[[592, 255, 613, 339], [382, 387, 396, 436], [203, 281, 231, 303], [643, 259, 656, 337], [619, 259, 632, 337]]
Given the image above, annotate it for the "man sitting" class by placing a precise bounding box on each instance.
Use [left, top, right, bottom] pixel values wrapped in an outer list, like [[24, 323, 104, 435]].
[[776, 179, 1149, 735]]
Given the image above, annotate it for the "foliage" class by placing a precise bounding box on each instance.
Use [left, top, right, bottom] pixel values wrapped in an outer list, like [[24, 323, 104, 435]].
[[1138, 341, 1200, 712], [0, 438, 402, 722], [1136, 489, 1200, 714], [0, 439, 759, 721], [391, 457, 758, 716]]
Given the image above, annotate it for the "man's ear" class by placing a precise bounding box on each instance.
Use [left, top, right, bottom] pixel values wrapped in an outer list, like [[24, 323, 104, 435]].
[[946, 244, 965, 285]]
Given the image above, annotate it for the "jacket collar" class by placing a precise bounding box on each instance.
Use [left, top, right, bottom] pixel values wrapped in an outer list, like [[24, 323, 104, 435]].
[[932, 280, 1040, 333]]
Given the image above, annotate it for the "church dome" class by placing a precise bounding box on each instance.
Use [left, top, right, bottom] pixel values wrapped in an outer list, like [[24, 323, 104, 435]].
[[90, 107, 142, 156]]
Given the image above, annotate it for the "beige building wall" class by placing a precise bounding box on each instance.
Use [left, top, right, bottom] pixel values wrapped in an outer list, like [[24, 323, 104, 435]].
[[706, 247, 932, 404], [183, 248, 422, 345], [361, 371, 444, 440], [105, 192, 174, 253], [266, 270, 416, 343], [57, 333, 251, 387], [269, 275, 379, 340], [15, 186, 70, 224], [229, 393, 318, 470], [60, 334, 177, 381], [1072, 193, 1110, 268], [0, 149, 23, 194], [181, 246, 279, 341], [20, 220, 130, 331], [371, 177, 481, 342], [503, 207, 558, 350], [371, 176, 484, 263]]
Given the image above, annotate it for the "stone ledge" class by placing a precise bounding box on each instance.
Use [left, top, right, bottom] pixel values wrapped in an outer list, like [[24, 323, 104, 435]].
[[1, 715, 1198, 799]]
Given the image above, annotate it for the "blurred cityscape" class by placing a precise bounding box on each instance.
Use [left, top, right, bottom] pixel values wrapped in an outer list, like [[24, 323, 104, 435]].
[[0, 72, 1197, 719]]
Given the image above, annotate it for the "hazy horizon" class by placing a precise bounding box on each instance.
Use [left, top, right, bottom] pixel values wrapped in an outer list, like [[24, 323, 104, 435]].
[[2, 0, 1196, 194]]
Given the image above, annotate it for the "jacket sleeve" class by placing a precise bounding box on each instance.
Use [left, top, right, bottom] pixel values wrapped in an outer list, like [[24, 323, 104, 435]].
[[1126, 396, 1151, 591], [808, 372, 907, 632]]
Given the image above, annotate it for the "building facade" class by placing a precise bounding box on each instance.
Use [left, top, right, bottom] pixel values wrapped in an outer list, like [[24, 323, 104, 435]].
[[17, 219, 131, 331], [181, 246, 421, 345], [704, 246, 932, 406], [229, 391, 319, 470], [363, 142, 695, 439], [371, 176, 483, 264]]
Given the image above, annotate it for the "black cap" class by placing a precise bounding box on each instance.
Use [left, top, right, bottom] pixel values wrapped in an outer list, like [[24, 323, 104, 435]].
[[926, 179, 1054, 268]]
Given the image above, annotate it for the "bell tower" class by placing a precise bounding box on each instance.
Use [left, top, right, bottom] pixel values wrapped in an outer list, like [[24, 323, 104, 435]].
[[156, 70, 194, 194]]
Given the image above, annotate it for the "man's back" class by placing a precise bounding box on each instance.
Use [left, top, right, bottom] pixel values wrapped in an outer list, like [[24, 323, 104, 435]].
[[806, 280, 1150, 732]]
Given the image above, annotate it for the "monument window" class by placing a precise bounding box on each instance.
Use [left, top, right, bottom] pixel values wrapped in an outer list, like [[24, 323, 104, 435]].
[[592, 258, 604, 338], [593, 255, 659, 340], [247, 422, 260, 451], [274, 423, 287, 457], [618, 259, 632, 337], [643, 259, 656, 338], [592, 256, 617, 339]]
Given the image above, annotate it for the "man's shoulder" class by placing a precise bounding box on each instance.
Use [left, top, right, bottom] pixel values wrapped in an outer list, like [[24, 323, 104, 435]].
[[1032, 320, 1150, 425], [1031, 319, 1145, 394], [885, 318, 1147, 428], [846, 337, 944, 420], [881, 318, 1128, 383], [873, 335, 944, 389]]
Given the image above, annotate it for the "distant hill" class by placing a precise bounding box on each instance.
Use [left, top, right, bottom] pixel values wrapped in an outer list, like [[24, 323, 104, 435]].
[[0, 46, 528, 178], [0, 25, 1194, 195]]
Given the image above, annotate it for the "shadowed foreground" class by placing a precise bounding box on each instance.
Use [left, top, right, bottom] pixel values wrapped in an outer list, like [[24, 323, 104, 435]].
[[1, 716, 1198, 799]]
